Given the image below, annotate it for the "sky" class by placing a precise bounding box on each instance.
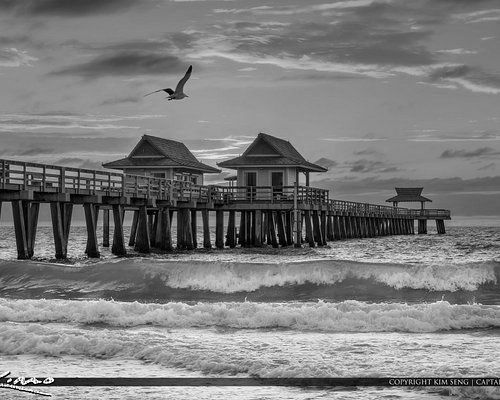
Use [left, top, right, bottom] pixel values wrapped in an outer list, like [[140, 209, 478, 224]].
[[0, 0, 499, 216]]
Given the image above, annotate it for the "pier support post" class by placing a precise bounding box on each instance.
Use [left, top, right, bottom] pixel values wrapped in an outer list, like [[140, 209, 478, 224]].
[[418, 219, 427, 234], [83, 203, 99, 258], [12, 200, 40, 259], [128, 210, 139, 246], [215, 209, 224, 249], [111, 204, 126, 256], [103, 209, 110, 247], [202, 209, 211, 249], [312, 211, 324, 246], [339, 216, 347, 239], [304, 210, 315, 247], [285, 212, 294, 246], [177, 209, 194, 250], [436, 219, 446, 234], [254, 210, 263, 247], [326, 213, 334, 241], [184, 209, 194, 250], [134, 205, 150, 253], [294, 210, 302, 248], [148, 213, 155, 247], [276, 211, 287, 247], [263, 211, 269, 244], [191, 209, 198, 249], [268, 211, 279, 248], [320, 211, 327, 244], [239, 211, 246, 246], [226, 210, 237, 248], [156, 208, 173, 251]]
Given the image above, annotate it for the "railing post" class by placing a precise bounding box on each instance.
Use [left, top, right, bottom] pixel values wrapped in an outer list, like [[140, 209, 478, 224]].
[[59, 167, 65, 192], [23, 163, 27, 190]]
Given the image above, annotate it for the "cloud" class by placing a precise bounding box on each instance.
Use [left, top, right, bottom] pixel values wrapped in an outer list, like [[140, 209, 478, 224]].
[[478, 162, 495, 171], [0, 47, 37, 67], [214, 1, 389, 16], [453, 8, 500, 24], [435, 48, 477, 55], [322, 135, 386, 142], [184, 136, 253, 160], [100, 96, 140, 106], [440, 147, 500, 159], [347, 159, 397, 173], [0, 113, 166, 131], [428, 64, 500, 94], [0, 0, 138, 16], [314, 157, 338, 168], [353, 148, 384, 156], [408, 130, 500, 142], [51, 51, 185, 79]]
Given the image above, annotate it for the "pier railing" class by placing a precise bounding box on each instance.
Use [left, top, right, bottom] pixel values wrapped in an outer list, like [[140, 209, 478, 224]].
[[0, 158, 450, 218]]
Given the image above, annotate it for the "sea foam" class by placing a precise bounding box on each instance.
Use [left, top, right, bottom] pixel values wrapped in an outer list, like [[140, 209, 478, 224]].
[[0, 298, 499, 332]]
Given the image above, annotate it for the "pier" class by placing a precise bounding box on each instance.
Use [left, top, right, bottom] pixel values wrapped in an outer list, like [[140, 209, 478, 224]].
[[0, 158, 451, 259]]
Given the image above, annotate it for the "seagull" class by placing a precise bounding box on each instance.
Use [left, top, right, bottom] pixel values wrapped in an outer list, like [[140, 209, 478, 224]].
[[144, 65, 193, 100]]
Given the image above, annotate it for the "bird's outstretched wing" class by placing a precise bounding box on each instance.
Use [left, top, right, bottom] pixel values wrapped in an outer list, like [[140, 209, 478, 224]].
[[144, 88, 174, 97], [175, 65, 192, 93]]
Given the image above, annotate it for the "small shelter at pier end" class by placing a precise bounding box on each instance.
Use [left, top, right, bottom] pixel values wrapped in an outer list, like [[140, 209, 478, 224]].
[[103, 134, 220, 184], [386, 187, 431, 210], [217, 133, 327, 192], [385, 187, 449, 234]]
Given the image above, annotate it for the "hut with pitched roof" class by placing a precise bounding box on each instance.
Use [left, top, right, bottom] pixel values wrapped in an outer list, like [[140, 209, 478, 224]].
[[217, 132, 327, 191], [386, 187, 432, 210], [103, 134, 219, 184]]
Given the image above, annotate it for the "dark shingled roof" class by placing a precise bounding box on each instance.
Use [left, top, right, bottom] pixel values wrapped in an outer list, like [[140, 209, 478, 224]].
[[217, 133, 327, 172], [386, 187, 432, 203], [103, 135, 220, 173]]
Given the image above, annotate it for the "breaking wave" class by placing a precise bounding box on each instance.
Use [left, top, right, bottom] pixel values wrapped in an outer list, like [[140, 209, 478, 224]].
[[0, 258, 498, 304], [1, 298, 499, 332]]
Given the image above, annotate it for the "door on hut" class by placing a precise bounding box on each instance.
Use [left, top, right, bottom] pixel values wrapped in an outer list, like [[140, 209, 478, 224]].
[[246, 172, 256, 201]]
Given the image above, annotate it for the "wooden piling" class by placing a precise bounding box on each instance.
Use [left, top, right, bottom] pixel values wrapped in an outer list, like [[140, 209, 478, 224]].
[[294, 210, 302, 248], [215, 209, 224, 249], [268, 211, 279, 248], [155, 208, 173, 251], [436, 219, 446, 234], [304, 210, 315, 247], [202, 209, 211, 249], [27, 202, 40, 258], [226, 210, 237, 248], [276, 211, 287, 247], [111, 204, 126, 256], [83, 203, 99, 258], [134, 205, 150, 253], [239, 211, 246, 246], [285, 211, 294, 246], [184, 209, 194, 250], [102, 209, 110, 247], [12, 200, 29, 259], [191, 209, 198, 248], [148, 213, 155, 247], [254, 209, 263, 247], [129, 210, 139, 247], [326, 213, 334, 241], [418, 219, 427, 234], [319, 210, 327, 244]]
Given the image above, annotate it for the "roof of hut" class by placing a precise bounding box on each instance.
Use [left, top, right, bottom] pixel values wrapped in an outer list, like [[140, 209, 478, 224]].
[[386, 187, 432, 203], [103, 134, 220, 173], [217, 133, 327, 172]]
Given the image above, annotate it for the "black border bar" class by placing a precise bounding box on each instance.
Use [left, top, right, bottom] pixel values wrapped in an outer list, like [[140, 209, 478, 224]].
[[2, 378, 499, 387]]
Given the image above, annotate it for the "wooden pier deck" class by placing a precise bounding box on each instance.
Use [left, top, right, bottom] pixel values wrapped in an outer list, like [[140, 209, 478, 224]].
[[0, 159, 451, 259]]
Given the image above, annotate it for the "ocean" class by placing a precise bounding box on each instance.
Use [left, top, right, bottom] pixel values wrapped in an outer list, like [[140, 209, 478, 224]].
[[0, 219, 499, 399]]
